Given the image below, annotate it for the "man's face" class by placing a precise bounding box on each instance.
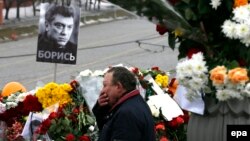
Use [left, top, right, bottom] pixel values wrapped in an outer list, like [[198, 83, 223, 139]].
[[101, 72, 123, 107], [46, 14, 74, 47]]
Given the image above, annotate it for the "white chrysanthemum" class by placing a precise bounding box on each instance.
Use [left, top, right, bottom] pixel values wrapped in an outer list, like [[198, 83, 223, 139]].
[[233, 5, 250, 22], [216, 89, 231, 101], [241, 35, 250, 47], [192, 61, 208, 76], [6, 94, 18, 102], [6, 102, 18, 109], [16, 92, 29, 102], [176, 61, 192, 78], [189, 77, 205, 90], [210, 0, 222, 10], [79, 69, 93, 76], [243, 83, 250, 97], [222, 20, 238, 39], [228, 90, 244, 100], [191, 52, 204, 61], [0, 103, 7, 113], [92, 70, 104, 76], [235, 23, 250, 39]]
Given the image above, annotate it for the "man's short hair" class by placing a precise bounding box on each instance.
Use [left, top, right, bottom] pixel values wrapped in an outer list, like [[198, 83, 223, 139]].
[[107, 67, 137, 92], [45, 4, 75, 23]]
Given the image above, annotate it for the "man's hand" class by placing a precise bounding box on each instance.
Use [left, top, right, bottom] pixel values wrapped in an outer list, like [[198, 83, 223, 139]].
[[98, 92, 109, 107]]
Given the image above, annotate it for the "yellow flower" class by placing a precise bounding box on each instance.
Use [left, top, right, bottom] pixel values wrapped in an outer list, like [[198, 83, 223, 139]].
[[172, 28, 183, 37], [35, 82, 73, 108], [155, 74, 169, 88]]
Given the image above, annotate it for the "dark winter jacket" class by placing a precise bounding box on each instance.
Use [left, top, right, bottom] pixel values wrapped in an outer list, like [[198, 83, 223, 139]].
[[92, 89, 156, 141]]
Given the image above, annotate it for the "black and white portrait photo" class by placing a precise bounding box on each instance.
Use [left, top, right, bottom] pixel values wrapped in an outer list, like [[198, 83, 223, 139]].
[[36, 3, 80, 64]]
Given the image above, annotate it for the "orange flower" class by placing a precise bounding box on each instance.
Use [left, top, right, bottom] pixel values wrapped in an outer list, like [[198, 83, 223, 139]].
[[209, 66, 227, 85], [228, 67, 249, 84], [234, 0, 248, 7]]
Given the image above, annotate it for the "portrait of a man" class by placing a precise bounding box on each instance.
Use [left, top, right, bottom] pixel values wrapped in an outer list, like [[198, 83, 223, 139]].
[[36, 3, 80, 64]]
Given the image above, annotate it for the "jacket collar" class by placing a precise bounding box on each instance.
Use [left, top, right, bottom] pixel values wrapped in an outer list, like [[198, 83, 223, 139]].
[[109, 89, 140, 112]]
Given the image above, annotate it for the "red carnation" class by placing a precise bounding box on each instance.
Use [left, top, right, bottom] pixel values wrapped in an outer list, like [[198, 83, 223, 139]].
[[131, 67, 139, 74], [156, 24, 168, 35], [79, 135, 90, 141], [73, 107, 80, 114], [23, 95, 42, 113], [48, 112, 58, 119], [155, 122, 165, 131], [168, 116, 184, 129], [65, 133, 75, 141], [187, 47, 203, 59], [151, 66, 160, 71], [160, 136, 169, 141], [180, 110, 190, 123], [70, 80, 79, 91], [43, 118, 52, 127]]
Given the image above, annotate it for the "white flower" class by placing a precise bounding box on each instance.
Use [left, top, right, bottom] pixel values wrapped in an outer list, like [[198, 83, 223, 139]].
[[6, 94, 17, 102], [243, 83, 250, 97], [222, 20, 238, 39], [176, 52, 208, 101], [233, 5, 250, 22], [79, 69, 93, 76], [6, 102, 18, 109], [241, 35, 250, 47], [16, 92, 29, 102], [92, 70, 104, 76], [216, 89, 232, 101], [210, 0, 222, 10], [235, 23, 250, 39], [88, 125, 95, 132]]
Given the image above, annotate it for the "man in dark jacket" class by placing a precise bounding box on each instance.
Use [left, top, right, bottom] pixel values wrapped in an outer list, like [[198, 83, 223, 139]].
[[92, 67, 156, 141]]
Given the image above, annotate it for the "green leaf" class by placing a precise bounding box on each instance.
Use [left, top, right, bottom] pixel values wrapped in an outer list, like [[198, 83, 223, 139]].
[[86, 115, 95, 125], [198, 0, 210, 15], [184, 8, 196, 20], [168, 33, 176, 50], [227, 60, 239, 69]]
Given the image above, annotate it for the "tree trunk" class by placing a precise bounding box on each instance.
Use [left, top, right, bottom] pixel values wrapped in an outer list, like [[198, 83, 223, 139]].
[[31, 0, 36, 16], [3, 0, 14, 20]]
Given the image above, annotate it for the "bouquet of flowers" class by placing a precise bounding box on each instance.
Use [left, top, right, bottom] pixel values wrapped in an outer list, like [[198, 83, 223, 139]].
[[35, 81, 97, 141], [131, 66, 189, 141], [0, 91, 43, 140]]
